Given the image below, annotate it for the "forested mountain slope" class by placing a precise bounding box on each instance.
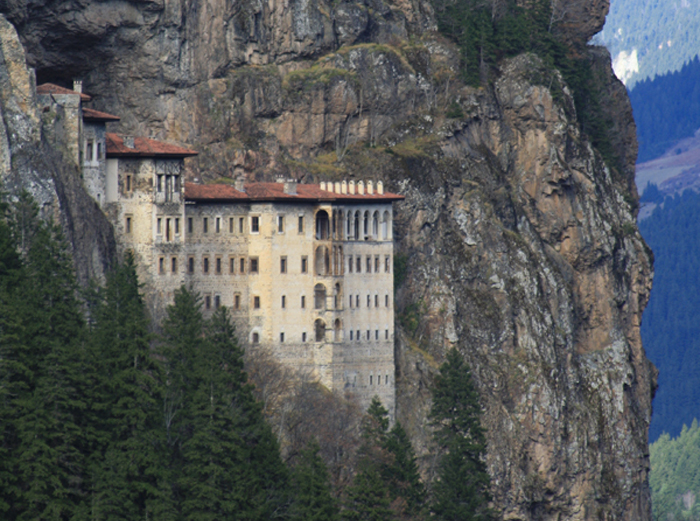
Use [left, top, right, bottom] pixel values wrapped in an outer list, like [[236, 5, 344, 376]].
[[0, 0, 655, 518], [598, 0, 700, 87]]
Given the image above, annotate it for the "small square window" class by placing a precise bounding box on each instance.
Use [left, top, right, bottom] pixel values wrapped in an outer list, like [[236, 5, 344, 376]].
[[203, 257, 209, 274], [203, 217, 209, 234], [188, 256, 194, 274], [253, 296, 260, 309], [280, 256, 287, 274], [298, 216, 304, 233], [278, 215, 284, 233], [301, 256, 308, 273], [251, 216, 259, 233], [252, 332, 260, 344], [250, 258, 259, 273]]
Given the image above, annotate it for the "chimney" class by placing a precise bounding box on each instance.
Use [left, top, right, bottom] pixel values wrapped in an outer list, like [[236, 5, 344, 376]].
[[349, 180, 355, 194], [357, 180, 364, 195], [341, 180, 347, 194], [275, 175, 285, 183], [367, 180, 373, 195], [320, 181, 327, 191], [73, 80, 83, 94], [377, 180, 384, 194], [123, 135, 135, 149], [235, 174, 246, 192], [283, 178, 297, 195], [334, 181, 341, 193]]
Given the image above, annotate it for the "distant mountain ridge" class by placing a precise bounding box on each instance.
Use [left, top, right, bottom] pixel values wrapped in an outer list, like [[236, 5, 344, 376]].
[[598, 0, 700, 87]]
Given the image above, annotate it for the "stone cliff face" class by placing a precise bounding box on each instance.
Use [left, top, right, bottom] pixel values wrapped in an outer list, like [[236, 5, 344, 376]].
[[0, 0, 655, 518]]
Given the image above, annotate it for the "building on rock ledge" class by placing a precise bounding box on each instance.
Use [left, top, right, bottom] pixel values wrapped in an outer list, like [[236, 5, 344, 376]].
[[36, 81, 403, 416]]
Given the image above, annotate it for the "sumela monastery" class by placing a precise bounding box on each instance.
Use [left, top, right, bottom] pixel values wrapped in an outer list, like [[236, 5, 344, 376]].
[[36, 81, 404, 416]]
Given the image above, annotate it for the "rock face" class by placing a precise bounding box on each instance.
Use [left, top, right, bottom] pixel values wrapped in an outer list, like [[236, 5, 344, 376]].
[[0, 0, 655, 518]]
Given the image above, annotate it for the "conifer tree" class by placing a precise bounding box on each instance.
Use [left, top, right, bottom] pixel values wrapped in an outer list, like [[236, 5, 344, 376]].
[[384, 422, 426, 519], [86, 254, 162, 519], [289, 439, 339, 521], [429, 348, 491, 521]]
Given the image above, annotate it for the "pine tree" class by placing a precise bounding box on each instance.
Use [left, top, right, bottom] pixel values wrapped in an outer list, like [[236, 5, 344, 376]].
[[289, 439, 339, 521], [86, 254, 162, 519], [429, 348, 491, 521], [384, 422, 426, 519]]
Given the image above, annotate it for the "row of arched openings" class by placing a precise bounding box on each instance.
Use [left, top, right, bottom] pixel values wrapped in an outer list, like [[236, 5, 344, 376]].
[[314, 318, 343, 342], [314, 209, 392, 241]]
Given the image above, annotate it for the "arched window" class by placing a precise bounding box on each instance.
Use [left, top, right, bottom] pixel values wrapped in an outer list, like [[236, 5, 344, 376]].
[[314, 284, 327, 310], [334, 319, 342, 342], [372, 211, 379, 238], [354, 212, 360, 239], [363, 211, 369, 236], [316, 210, 330, 240], [339, 212, 345, 240], [382, 211, 389, 240], [334, 283, 341, 309], [251, 331, 260, 344], [347, 211, 353, 238], [315, 319, 326, 342], [315, 245, 330, 275]]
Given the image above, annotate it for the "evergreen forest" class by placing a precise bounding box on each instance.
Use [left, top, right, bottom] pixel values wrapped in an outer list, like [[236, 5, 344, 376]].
[[650, 421, 700, 521], [638, 188, 700, 443], [0, 193, 491, 519], [629, 56, 700, 163]]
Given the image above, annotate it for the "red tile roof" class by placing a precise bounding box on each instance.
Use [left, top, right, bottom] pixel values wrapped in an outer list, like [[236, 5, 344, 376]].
[[36, 83, 91, 101], [106, 133, 198, 158], [82, 107, 120, 122], [185, 182, 404, 203]]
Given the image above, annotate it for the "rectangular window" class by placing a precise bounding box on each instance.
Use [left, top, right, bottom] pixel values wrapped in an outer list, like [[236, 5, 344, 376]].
[[188, 217, 193, 234], [350, 331, 354, 340], [301, 256, 308, 273], [356, 256, 361, 273], [253, 296, 260, 309], [356, 330, 360, 341], [302, 332, 307, 342], [156, 175, 162, 192], [369, 375, 373, 385], [230, 257, 235, 274], [240, 258, 245, 273], [87, 141, 93, 162], [298, 216, 304, 233], [229, 217, 234, 233], [375, 256, 380, 273], [203, 217, 208, 234], [203, 257, 209, 274], [278, 215, 284, 233], [251, 216, 259, 233], [214, 295, 221, 309], [205, 295, 211, 310], [356, 295, 359, 307], [188, 256, 194, 274], [280, 332, 285, 343], [175, 218, 180, 235], [126, 174, 132, 192], [385, 329, 389, 339], [239, 217, 244, 233], [250, 257, 259, 273], [125, 216, 132, 234], [375, 330, 379, 340], [386, 375, 389, 385], [385, 295, 389, 307], [166, 218, 171, 241], [216, 217, 221, 233], [366, 330, 370, 340], [157, 218, 162, 235], [97, 142, 102, 160], [280, 256, 287, 274], [158, 257, 165, 274], [171, 257, 177, 274], [367, 295, 370, 307], [385, 255, 391, 273], [348, 255, 353, 273], [281, 295, 286, 308], [366, 256, 372, 273], [215, 257, 222, 275], [234, 294, 241, 310], [349, 295, 353, 308], [375, 295, 379, 307], [301, 296, 306, 309]]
